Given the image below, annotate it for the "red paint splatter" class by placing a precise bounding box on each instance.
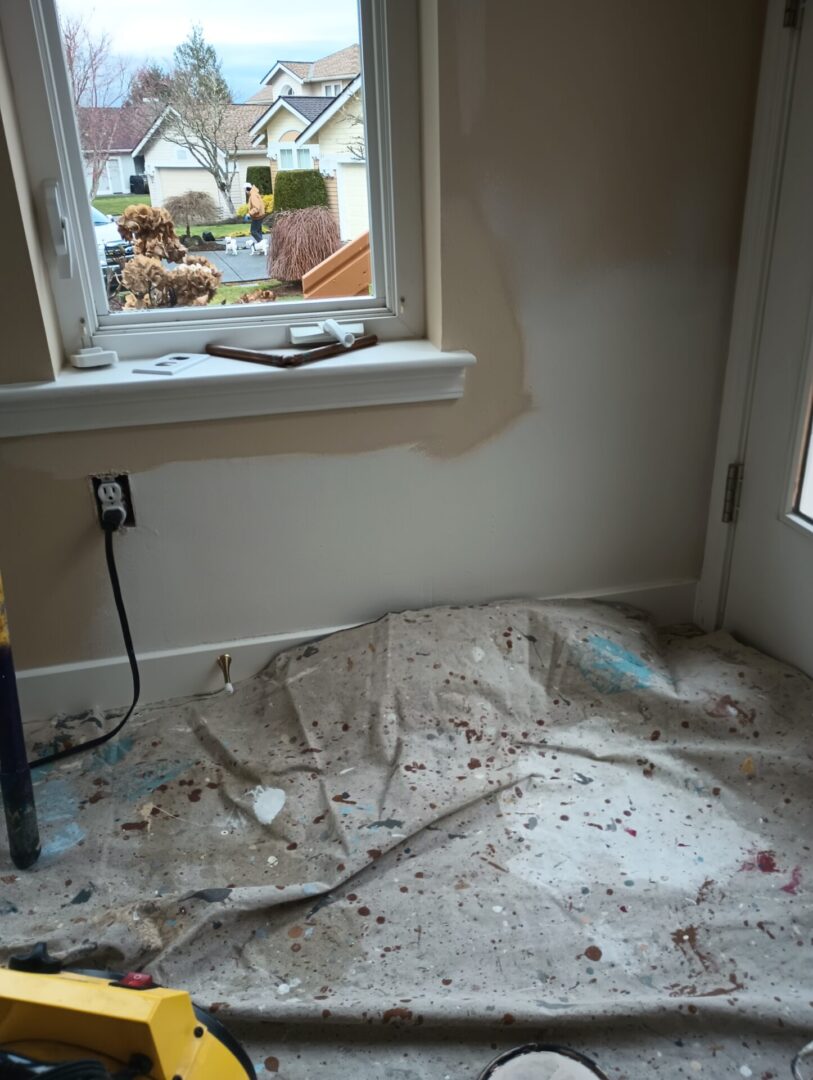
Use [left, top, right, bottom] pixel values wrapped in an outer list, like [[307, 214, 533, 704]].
[[780, 866, 802, 895], [584, 945, 602, 961], [740, 849, 779, 874], [624, 828, 637, 837], [468, 757, 481, 769]]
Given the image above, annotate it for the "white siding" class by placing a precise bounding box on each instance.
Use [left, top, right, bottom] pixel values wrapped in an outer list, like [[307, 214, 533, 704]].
[[336, 161, 369, 240], [151, 167, 223, 215]]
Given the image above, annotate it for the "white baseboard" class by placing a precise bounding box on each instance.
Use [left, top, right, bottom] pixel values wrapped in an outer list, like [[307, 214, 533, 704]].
[[16, 580, 696, 722]]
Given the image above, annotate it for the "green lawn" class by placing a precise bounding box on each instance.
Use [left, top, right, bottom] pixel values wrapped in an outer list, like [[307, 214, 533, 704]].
[[93, 194, 151, 216], [212, 279, 302, 305], [186, 223, 252, 239]]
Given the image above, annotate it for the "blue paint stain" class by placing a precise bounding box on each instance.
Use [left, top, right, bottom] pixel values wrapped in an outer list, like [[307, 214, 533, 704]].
[[42, 821, 85, 859], [35, 777, 86, 858], [301, 882, 323, 896], [577, 635, 655, 694], [91, 735, 135, 767]]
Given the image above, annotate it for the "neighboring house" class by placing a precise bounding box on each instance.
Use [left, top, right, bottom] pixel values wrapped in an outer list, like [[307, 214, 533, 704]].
[[78, 107, 150, 196], [248, 44, 360, 105], [250, 75, 369, 241], [133, 105, 270, 217]]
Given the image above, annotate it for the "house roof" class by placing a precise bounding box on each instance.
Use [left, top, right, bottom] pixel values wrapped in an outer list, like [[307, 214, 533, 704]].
[[133, 103, 268, 157], [295, 76, 361, 145], [249, 95, 334, 143], [259, 45, 360, 89], [220, 104, 270, 149], [310, 44, 360, 80], [77, 106, 152, 153]]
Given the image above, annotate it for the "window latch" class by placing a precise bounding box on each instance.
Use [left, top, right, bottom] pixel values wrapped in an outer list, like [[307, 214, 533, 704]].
[[42, 179, 73, 279], [290, 320, 365, 348]]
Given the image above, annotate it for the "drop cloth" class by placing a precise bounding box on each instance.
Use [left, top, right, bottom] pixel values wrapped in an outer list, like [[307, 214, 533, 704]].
[[5, 600, 812, 1078]]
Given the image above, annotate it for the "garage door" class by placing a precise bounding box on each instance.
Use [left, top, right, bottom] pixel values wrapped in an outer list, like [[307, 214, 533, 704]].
[[336, 162, 369, 241]]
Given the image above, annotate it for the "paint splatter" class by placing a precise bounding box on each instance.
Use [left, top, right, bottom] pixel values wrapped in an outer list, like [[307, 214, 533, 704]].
[[739, 849, 778, 874], [584, 945, 602, 961], [250, 786, 286, 825], [577, 635, 655, 694], [780, 866, 802, 894]]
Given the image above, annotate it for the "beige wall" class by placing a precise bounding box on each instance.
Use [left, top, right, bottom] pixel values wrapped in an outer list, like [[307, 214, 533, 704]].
[[0, 0, 765, 671], [262, 110, 306, 146]]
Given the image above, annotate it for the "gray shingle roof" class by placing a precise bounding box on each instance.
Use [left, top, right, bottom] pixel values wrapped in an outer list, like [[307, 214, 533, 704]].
[[283, 97, 334, 122]]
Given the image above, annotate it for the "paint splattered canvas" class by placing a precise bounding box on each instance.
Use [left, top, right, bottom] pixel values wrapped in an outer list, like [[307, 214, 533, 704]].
[[5, 600, 812, 1077]]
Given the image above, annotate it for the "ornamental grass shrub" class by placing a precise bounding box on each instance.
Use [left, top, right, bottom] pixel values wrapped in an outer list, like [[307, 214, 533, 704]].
[[269, 206, 339, 281]]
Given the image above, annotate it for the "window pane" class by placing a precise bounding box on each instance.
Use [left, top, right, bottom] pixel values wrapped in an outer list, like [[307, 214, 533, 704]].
[[56, 0, 371, 312]]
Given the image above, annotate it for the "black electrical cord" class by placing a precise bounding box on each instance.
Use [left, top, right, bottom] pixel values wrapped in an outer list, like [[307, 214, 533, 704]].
[[29, 524, 140, 770]]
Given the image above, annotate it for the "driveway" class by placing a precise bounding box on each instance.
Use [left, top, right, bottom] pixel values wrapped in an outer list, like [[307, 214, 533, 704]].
[[202, 247, 270, 284]]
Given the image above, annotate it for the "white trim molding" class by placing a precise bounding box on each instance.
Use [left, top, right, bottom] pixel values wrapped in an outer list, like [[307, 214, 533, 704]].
[[695, 0, 802, 631], [0, 340, 476, 437], [16, 580, 696, 721]]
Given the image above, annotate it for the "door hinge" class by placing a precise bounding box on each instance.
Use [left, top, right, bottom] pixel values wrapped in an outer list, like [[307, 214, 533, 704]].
[[784, 0, 806, 29], [722, 462, 744, 523]]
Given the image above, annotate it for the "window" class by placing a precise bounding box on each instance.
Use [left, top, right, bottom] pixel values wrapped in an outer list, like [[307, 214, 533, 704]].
[[277, 146, 313, 170], [0, 0, 425, 362], [324, 83, 342, 96], [280, 84, 295, 97]]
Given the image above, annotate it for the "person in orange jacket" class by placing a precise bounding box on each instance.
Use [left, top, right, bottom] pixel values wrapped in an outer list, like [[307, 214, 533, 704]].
[[245, 183, 265, 244]]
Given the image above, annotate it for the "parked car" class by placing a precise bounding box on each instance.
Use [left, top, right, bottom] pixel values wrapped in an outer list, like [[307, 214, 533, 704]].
[[91, 206, 132, 296]]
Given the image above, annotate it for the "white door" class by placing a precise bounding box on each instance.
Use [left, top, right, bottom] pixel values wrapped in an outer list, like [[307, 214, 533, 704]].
[[723, 9, 813, 676]]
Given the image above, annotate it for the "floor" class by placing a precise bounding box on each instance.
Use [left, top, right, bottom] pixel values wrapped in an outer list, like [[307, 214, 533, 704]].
[[7, 599, 812, 1079]]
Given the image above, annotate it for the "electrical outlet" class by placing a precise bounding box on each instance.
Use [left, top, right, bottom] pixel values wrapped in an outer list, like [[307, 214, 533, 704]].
[[90, 474, 136, 528]]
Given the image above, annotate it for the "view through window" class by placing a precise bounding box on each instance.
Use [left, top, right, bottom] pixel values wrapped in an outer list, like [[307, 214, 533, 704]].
[[56, 0, 370, 313]]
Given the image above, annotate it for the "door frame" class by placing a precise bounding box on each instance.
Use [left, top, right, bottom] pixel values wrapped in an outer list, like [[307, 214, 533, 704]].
[[695, 0, 807, 630]]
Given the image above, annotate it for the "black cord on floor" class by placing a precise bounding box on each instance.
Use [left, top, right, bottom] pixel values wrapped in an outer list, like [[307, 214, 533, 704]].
[[29, 528, 140, 770]]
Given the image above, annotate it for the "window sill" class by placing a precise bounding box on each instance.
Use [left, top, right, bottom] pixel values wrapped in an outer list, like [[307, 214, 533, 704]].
[[0, 340, 475, 438]]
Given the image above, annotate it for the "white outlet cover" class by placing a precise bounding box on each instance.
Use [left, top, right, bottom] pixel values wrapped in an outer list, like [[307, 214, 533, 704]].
[[133, 353, 210, 376]]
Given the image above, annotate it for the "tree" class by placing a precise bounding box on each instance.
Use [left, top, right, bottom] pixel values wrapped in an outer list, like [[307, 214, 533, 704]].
[[126, 64, 170, 106], [163, 191, 220, 237], [154, 27, 239, 215], [61, 14, 129, 198]]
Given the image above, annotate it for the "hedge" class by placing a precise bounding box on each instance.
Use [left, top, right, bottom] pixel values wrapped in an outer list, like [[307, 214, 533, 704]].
[[273, 169, 328, 211], [246, 165, 272, 195]]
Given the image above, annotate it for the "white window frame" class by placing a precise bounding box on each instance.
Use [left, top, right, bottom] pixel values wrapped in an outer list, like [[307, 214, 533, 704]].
[[0, 0, 426, 362], [272, 142, 314, 172], [324, 83, 342, 96]]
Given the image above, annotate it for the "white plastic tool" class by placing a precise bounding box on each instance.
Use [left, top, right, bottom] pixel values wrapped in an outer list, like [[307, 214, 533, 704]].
[[133, 353, 209, 376], [69, 346, 119, 369]]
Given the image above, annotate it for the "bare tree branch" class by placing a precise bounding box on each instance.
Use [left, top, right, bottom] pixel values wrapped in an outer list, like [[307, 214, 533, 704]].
[[154, 26, 240, 215], [61, 14, 130, 198]]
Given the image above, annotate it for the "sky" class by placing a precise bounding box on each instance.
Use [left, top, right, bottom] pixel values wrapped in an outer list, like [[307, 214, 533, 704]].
[[56, 0, 360, 101]]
